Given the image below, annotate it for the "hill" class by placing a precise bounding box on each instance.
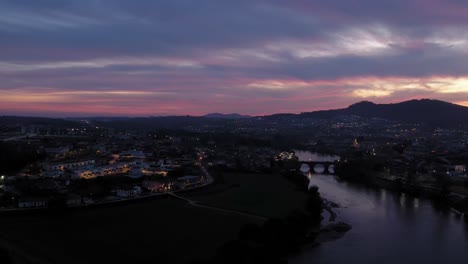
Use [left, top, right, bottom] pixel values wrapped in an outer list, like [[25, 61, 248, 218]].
[[298, 99, 468, 126], [202, 113, 251, 119]]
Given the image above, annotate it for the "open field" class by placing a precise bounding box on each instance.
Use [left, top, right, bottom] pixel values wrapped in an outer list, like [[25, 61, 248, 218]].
[[0, 172, 308, 263], [0, 197, 261, 264], [184, 172, 308, 218]]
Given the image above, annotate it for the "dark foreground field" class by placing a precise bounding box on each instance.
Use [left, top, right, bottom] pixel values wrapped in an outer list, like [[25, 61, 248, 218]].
[[0, 197, 260, 264], [0, 172, 307, 264], [185, 172, 308, 218]]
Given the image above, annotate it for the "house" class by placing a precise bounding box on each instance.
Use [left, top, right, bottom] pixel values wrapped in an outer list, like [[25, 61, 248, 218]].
[[18, 198, 48, 208], [115, 186, 142, 198], [75, 162, 134, 179], [66, 194, 83, 206], [455, 165, 467, 173], [46, 160, 95, 171], [142, 179, 175, 192]]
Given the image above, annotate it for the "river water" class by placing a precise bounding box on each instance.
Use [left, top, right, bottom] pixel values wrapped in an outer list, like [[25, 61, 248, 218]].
[[290, 174, 468, 264]]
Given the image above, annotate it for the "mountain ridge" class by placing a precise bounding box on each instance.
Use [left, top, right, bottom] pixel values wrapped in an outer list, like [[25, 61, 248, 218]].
[[202, 113, 251, 119], [296, 99, 468, 126], [2, 99, 467, 127]]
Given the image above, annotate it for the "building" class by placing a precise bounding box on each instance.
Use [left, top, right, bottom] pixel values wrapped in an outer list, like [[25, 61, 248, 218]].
[[455, 165, 467, 172], [115, 186, 142, 198], [142, 179, 174, 192], [75, 162, 134, 179], [18, 198, 48, 208], [46, 160, 95, 171]]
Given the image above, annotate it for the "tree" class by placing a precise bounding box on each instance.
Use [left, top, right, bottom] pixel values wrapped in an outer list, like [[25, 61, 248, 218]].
[[406, 159, 417, 186], [434, 171, 451, 196], [306, 185, 323, 223], [27, 162, 42, 175], [167, 167, 186, 178]]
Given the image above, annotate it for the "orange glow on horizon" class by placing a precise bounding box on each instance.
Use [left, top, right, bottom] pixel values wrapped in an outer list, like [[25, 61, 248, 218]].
[[1, 74, 468, 116]]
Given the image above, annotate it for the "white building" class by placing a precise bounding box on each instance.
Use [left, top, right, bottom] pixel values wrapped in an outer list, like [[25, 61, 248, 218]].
[[142, 180, 174, 192], [18, 198, 48, 208], [46, 160, 95, 171], [116, 186, 142, 198], [75, 162, 134, 179]]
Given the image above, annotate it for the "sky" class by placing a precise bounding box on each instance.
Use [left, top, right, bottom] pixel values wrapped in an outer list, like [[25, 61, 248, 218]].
[[1, 0, 468, 117]]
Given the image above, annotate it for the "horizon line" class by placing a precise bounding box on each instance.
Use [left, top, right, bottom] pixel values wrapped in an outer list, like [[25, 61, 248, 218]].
[[1, 98, 465, 119]]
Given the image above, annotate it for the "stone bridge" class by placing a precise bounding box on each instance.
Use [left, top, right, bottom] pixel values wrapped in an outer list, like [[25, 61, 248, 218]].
[[298, 161, 337, 174]]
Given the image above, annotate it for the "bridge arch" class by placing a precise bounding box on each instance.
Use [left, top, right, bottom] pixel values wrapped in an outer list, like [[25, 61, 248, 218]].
[[300, 163, 310, 173], [314, 164, 325, 174], [298, 161, 336, 174]]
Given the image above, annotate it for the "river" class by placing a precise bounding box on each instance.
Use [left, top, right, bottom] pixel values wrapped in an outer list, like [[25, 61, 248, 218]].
[[290, 174, 468, 264]]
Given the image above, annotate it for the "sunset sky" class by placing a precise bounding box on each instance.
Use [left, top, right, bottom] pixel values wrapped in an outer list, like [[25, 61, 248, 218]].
[[2, 0, 468, 117]]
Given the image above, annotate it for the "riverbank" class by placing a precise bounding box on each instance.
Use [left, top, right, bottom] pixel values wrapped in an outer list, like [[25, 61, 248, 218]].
[[322, 198, 339, 221], [311, 198, 351, 247], [370, 175, 468, 217], [290, 174, 468, 264], [335, 160, 468, 217], [0, 170, 317, 264], [0, 168, 352, 264], [281, 170, 352, 249]]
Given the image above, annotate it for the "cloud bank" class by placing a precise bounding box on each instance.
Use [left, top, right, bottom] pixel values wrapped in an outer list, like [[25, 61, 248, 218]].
[[1, 0, 468, 116]]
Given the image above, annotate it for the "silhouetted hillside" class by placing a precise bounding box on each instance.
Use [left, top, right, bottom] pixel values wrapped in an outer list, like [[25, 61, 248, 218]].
[[299, 99, 468, 126], [0, 116, 79, 127], [3, 99, 466, 128], [203, 113, 250, 119]]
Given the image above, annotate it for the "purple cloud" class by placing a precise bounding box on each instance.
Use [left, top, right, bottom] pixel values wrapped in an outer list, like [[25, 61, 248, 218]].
[[1, 0, 468, 116]]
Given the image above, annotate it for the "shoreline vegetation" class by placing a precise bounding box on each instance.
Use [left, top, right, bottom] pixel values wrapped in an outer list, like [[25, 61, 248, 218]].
[[196, 168, 351, 264], [335, 158, 468, 223], [279, 168, 352, 246]]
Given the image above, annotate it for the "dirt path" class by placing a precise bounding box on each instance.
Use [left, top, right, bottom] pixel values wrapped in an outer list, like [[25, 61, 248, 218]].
[[167, 192, 267, 221]]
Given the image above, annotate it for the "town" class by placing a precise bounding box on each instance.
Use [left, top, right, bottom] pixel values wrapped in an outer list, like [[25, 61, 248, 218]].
[[1, 111, 467, 213]]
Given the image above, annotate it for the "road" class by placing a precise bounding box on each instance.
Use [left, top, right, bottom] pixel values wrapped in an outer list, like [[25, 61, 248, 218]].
[[170, 163, 266, 220]]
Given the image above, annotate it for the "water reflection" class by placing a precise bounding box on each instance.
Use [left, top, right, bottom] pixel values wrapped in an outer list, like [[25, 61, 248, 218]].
[[314, 164, 325, 174], [400, 192, 406, 207], [380, 189, 386, 203], [292, 174, 468, 264], [300, 164, 310, 173]]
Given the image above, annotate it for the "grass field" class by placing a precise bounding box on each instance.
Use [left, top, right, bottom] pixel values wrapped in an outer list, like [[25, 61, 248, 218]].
[[0, 197, 261, 264], [185, 172, 308, 218], [0, 172, 307, 263]]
